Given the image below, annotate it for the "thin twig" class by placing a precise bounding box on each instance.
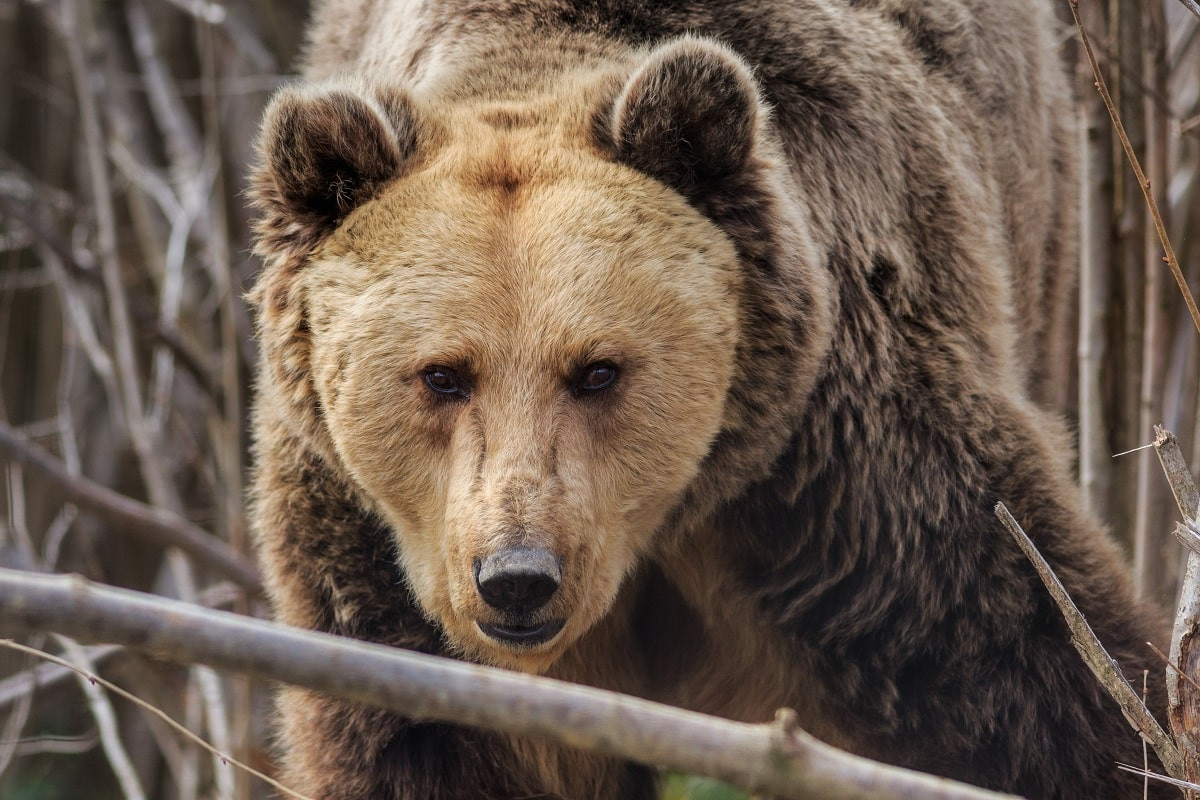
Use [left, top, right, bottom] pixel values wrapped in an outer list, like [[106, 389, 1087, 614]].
[[0, 634, 36, 778], [58, 1, 147, 449], [48, 340, 83, 570], [1117, 764, 1200, 792], [178, 674, 202, 800], [164, 548, 233, 800], [0, 568, 1018, 800], [0, 643, 122, 711], [40, 245, 123, 409], [59, 0, 183, 534], [993, 502, 1183, 778], [1, 639, 312, 800], [1069, 0, 1200, 336], [54, 636, 147, 800], [6, 732, 100, 757], [1147, 641, 1200, 695]]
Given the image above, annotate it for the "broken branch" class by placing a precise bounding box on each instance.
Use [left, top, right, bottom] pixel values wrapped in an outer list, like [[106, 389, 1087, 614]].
[[0, 568, 1016, 800], [993, 501, 1183, 778]]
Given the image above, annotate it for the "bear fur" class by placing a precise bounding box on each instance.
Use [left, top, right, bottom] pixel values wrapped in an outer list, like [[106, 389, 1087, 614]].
[[248, 1, 1169, 798]]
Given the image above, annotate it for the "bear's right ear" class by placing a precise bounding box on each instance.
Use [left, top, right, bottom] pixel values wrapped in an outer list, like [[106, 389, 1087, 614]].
[[608, 37, 762, 204], [255, 85, 416, 237]]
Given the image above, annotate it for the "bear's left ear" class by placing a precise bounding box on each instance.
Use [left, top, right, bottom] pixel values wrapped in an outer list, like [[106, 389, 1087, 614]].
[[254, 84, 416, 242], [609, 38, 762, 203]]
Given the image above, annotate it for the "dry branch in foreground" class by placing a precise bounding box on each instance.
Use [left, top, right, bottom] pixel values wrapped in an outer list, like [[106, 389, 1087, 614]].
[[0, 567, 1018, 800], [1152, 427, 1200, 786], [993, 502, 1183, 779]]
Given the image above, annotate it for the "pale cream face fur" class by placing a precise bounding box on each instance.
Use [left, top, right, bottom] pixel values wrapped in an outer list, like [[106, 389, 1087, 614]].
[[301, 109, 741, 671]]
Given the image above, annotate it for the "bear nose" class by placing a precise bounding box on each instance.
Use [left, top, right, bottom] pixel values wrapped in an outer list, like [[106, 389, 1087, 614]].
[[474, 546, 561, 613]]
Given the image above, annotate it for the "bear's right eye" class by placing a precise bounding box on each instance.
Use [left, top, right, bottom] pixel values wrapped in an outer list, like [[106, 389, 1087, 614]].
[[572, 361, 620, 396], [423, 366, 469, 400]]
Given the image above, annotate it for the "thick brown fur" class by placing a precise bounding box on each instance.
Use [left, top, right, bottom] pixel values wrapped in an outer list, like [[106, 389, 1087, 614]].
[[248, 2, 1169, 798]]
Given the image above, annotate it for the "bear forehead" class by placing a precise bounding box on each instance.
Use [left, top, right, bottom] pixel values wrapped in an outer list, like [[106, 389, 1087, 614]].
[[304, 131, 742, 368], [312, 122, 741, 304]]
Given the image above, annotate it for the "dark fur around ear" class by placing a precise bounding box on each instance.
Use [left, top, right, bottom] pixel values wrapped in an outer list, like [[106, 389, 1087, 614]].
[[258, 85, 416, 232], [247, 85, 418, 468], [610, 38, 762, 202]]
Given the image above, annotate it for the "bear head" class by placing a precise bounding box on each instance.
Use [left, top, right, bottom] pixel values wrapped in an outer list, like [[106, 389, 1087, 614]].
[[250, 37, 831, 672]]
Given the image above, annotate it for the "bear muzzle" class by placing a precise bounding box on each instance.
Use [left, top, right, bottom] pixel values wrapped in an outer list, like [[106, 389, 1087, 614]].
[[473, 546, 566, 648]]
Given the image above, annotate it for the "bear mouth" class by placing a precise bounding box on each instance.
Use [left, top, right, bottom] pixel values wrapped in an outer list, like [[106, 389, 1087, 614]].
[[477, 618, 566, 647]]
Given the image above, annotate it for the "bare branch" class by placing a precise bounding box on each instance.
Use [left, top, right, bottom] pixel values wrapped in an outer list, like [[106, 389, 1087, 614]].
[[1068, 0, 1200, 336], [194, 664, 236, 800], [1117, 764, 1200, 792], [0, 583, 242, 716], [0, 634, 36, 778], [0, 568, 1018, 800], [153, 0, 281, 72], [0, 421, 261, 593], [55, 636, 147, 800], [0, 642, 121, 711], [0, 195, 221, 401], [1173, 521, 1200, 558], [1147, 641, 1200, 695], [2, 639, 309, 800], [1153, 427, 1200, 521], [126, 0, 203, 175], [1132, 4, 1171, 597], [1152, 427, 1200, 784], [993, 501, 1183, 778]]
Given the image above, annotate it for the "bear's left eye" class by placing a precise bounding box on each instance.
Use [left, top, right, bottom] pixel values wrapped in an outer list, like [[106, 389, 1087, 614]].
[[574, 362, 619, 396], [423, 366, 469, 400]]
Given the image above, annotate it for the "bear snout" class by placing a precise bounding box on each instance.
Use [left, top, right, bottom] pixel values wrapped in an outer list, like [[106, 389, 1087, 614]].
[[472, 545, 566, 648], [473, 546, 561, 614]]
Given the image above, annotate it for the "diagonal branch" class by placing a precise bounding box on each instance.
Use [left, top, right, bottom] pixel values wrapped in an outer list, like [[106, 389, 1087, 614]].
[[1068, 0, 1200, 336], [1153, 427, 1200, 783], [994, 502, 1183, 778], [1153, 427, 1200, 522], [0, 568, 1016, 800], [0, 421, 260, 593]]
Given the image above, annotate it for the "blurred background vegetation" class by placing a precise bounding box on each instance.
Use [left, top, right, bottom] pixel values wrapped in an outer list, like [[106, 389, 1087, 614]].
[[0, 1, 1197, 798]]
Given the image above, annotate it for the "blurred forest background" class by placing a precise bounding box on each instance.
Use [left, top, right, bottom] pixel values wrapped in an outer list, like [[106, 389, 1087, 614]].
[[0, 1, 1198, 798]]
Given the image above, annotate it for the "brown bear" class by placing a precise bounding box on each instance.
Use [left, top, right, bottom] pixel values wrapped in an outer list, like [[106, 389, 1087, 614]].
[[248, 1, 1169, 798]]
